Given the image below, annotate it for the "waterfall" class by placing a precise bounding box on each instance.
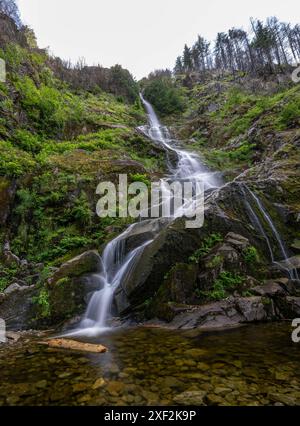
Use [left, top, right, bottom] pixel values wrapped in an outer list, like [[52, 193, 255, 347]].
[[63, 95, 221, 337], [241, 183, 299, 280]]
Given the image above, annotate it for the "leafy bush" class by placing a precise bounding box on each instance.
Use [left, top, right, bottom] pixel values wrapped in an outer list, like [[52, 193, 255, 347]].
[[197, 271, 244, 301], [0, 265, 19, 292], [143, 77, 186, 116], [130, 173, 151, 187], [0, 141, 35, 176], [70, 193, 92, 226], [189, 233, 223, 263], [33, 288, 50, 318], [13, 129, 43, 153], [243, 246, 259, 264], [278, 99, 300, 128]]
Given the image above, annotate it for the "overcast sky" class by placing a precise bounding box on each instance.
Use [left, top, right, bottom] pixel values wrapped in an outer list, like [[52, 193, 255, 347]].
[[18, 0, 299, 80]]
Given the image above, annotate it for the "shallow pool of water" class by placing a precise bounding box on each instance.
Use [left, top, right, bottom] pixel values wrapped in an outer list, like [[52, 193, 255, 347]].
[[0, 322, 299, 406]]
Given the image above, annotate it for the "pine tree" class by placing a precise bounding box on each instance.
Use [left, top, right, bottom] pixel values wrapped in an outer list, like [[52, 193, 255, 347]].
[[183, 44, 193, 73], [174, 56, 183, 74]]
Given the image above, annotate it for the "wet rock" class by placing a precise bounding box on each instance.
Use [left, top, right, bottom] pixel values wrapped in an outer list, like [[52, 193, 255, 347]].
[[161, 376, 182, 388], [106, 381, 126, 396], [252, 281, 286, 297], [225, 233, 249, 249], [235, 297, 269, 322], [2, 250, 20, 267], [275, 297, 300, 317], [268, 392, 300, 406], [206, 394, 225, 405], [35, 380, 48, 389], [173, 390, 207, 406], [46, 251, 103, 323], [92, 378, 105, 390], [214, 386, 232, 396], [48, 250, 102, 285], [185, 348, 207, 357], [0, 285, 38, 330], [291, 240, 300, 252], [72, 383, 89, 393], [4, 283, 29, 295], [277, 256, 300, 271], [6, 331, 21, 342]]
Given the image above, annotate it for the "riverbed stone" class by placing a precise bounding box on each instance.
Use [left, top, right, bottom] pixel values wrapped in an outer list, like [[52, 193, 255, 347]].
[[173, 390, 207, 406]]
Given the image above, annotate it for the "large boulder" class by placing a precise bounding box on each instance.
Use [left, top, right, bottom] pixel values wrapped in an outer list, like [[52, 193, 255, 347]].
[[165, 296, 271, 330], [48, 250, 102, 285], [0, 285, 38, 330], [47, 250, 102, 324]]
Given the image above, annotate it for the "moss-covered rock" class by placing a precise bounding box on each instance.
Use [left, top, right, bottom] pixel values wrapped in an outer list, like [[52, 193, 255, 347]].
[[48, 250, 101, 285]]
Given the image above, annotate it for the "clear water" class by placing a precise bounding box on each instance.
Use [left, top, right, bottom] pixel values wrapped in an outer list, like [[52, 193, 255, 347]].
[[0, 323, 299, 406]]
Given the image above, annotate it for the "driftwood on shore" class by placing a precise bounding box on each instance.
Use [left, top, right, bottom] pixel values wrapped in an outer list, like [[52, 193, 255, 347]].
[[39, 338, 107, 353]]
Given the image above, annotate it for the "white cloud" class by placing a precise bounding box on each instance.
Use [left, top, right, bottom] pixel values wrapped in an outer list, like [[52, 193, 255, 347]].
[[18, 0, 300, 79]]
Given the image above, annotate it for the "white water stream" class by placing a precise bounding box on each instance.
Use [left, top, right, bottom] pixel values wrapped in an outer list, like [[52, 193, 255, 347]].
[[63, 95, 220, 337]]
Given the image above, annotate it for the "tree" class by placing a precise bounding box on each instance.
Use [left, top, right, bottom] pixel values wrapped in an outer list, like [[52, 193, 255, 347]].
[[174, 16, 299, 78], [195, 35, 211, 71], [174, 56, 183, 75], [0, 0, 21, 27], [251, 19, 276, 72], [182, 44, 193, 73], [143, 77, 185, 116]]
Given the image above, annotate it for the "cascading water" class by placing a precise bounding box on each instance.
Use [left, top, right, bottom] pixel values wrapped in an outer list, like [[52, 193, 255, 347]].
[[64, 95, 221, 337], [241, 183, 299, 280]]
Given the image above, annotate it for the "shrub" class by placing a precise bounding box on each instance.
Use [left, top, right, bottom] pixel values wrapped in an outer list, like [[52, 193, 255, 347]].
[[243, 246, 259, 264], [13, 129, 43, 153], [189, 233, 223, 263], [143, 77, 186, 116], [0, 141, 35, 176], [196, 271, 244, 301], [278, 100, 300, 128], [33, 288, 50, 318]]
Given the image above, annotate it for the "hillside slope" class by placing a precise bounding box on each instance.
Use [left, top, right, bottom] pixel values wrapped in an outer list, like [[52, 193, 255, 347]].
[[0, 16, 164, 326]]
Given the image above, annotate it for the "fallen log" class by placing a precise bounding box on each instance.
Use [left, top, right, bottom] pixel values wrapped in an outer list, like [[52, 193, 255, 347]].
[[39, 338, 107, 353]]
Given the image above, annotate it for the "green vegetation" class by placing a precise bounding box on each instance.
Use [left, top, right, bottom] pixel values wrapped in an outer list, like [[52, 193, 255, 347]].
[[33, 288, 50, 319], [243, 246, 260, 264], [130, 173, 151, 187], [143, 76, 186, 116], [197, 271, 244, 301], [189, 233, 223, 263], [0, 265, 19, 292], [0, 40, 165, 272]]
